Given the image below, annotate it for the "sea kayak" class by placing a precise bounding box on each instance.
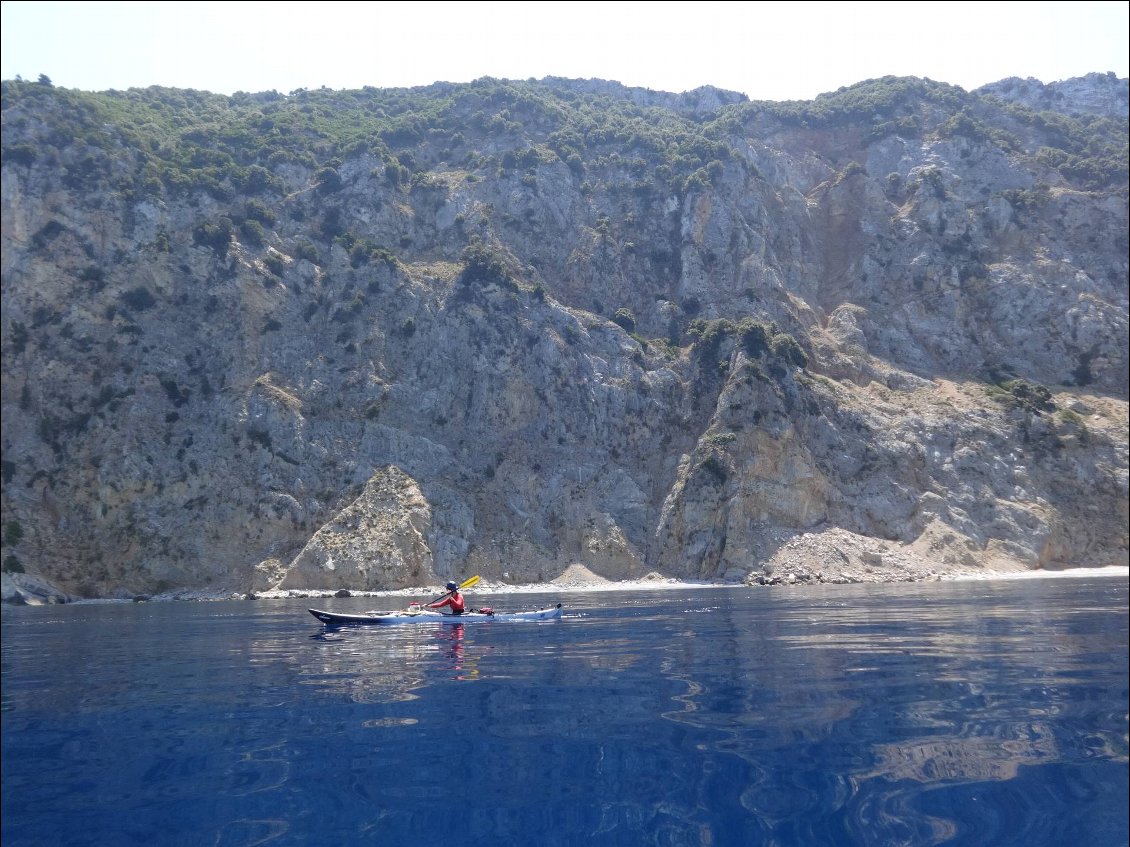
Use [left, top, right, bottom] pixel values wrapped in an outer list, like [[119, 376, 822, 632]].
[[309, 604, 563, 626]]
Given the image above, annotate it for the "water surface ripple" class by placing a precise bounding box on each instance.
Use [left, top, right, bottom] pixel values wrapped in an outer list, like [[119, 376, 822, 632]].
[[2, 577, 1127, 846]]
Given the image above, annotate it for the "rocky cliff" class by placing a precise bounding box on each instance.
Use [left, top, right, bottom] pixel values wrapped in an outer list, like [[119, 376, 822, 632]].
[[1, 73, 1127, 598]]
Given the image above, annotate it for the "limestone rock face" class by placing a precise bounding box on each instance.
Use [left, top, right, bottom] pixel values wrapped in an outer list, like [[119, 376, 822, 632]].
[[258, 466, 435, 591], [976, 73, 1129, 119], [1, 74, 1127, 596], [0, 571, 74, 604]]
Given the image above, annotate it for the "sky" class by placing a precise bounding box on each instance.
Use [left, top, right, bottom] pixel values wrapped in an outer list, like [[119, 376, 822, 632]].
[[1, 1, 1127, 102]]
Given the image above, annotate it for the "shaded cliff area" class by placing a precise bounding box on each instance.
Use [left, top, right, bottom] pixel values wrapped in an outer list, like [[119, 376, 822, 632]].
[[2, 73, 1127, 598]]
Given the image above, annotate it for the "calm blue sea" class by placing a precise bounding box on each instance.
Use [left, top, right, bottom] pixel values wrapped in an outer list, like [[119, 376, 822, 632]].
[[2, 577, 1127, 847]]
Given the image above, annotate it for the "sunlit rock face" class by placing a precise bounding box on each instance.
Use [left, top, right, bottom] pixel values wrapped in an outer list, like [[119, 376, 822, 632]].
[[1, 74, 1126, 597]]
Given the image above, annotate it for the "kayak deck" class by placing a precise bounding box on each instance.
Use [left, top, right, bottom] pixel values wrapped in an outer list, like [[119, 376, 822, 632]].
[[309, 604, 563, 626]]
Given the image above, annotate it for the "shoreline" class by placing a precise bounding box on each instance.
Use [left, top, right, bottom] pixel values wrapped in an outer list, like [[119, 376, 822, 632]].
[[102, 564, 1130, 604], [268, 564, 1130, 602], [4, 565, 1127, 607]]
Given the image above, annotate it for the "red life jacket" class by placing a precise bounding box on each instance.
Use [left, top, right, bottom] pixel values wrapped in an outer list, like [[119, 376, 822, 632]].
[[432, 591, 465, 614]]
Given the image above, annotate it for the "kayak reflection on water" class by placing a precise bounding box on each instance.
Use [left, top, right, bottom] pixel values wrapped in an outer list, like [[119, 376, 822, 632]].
[[438, 624, 478, 680]]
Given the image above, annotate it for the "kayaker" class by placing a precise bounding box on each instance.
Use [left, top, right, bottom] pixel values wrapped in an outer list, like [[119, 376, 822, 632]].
[[426, 581, 466, 615]]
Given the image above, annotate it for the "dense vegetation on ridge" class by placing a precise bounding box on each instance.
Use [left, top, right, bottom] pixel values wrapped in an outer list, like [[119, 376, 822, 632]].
[[3, 74, 1125, 210]]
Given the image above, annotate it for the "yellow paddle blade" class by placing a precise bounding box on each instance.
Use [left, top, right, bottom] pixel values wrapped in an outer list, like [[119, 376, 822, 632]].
[[459, 575, 481, 590]]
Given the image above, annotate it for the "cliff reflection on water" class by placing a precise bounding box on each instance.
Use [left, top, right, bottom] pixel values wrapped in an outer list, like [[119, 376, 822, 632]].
[[4, 577, 1122, 847], [288, 578, 1127, 845]]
